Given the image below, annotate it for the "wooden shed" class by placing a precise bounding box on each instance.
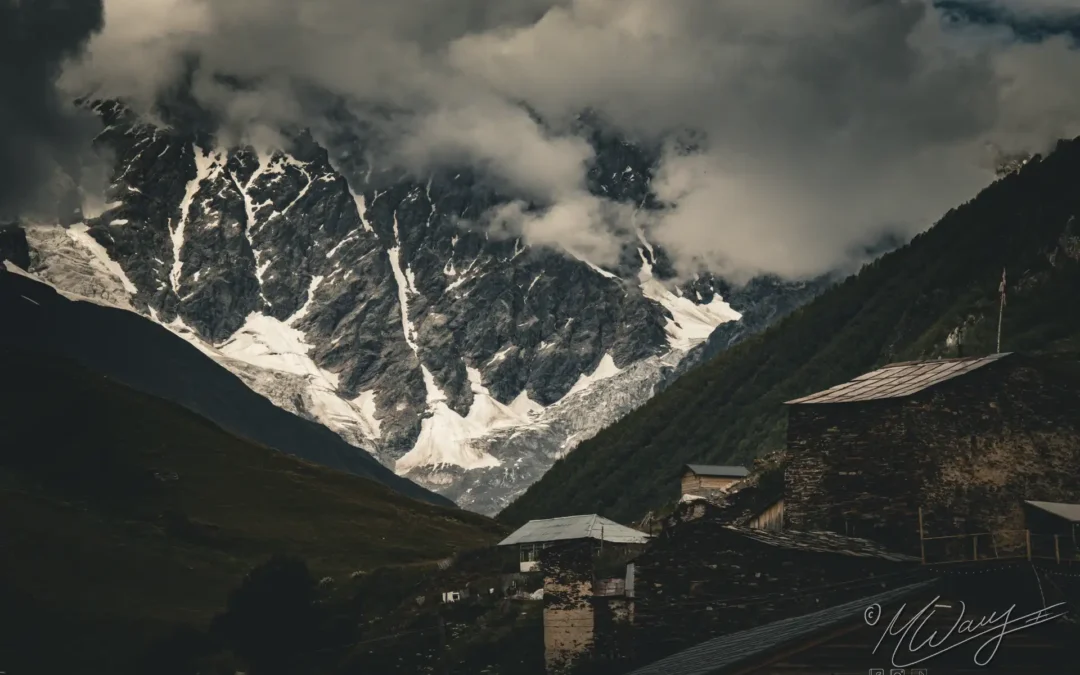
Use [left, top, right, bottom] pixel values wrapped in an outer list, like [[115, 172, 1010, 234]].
[[1024, 500, 1080, 538], [782, 352, 1080, 554], [680, 464, 749, 496]]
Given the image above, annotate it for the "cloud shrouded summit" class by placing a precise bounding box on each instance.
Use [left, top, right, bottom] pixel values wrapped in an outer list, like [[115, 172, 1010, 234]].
[[0, 0, 105, 221], [53, 0, 1080, 281]]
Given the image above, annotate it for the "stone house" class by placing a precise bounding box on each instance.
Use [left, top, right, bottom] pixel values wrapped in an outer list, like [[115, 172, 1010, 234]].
[[538, 542, 637, 674], [622, 516, 921, 669], [783, 352, 1080, 554], [498, 514, 650, 572], [625, 568, 1077, 675]]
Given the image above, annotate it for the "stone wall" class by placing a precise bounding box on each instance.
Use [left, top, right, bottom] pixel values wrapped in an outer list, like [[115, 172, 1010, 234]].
[[540, 543, 597, 674], [784, 355, 1080, 554], [624, 519, 922, 668]]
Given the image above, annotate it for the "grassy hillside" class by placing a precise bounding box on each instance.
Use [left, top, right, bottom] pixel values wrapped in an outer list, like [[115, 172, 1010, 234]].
[[499, 136, 1080, 527], [0, 346, 506, 674], [0, 263, 452, 506]]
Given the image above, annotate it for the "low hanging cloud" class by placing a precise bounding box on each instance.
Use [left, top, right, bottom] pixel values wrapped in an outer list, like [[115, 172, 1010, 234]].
[[57, 0, 1080, 281], [1, 0, 106, 222], [964, 0, 1080, 18]]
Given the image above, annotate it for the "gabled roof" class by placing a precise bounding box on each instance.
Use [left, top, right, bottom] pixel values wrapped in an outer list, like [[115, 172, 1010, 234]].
[[497, 514, 651, 546], [785, 353, 1011, 405], [684, 464, 749, 478], [625, 580, 936, 675], [1025, 500, 1080, 523]]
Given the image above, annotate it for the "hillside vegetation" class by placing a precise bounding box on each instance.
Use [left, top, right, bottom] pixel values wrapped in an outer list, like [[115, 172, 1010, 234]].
[[499, 136, 1080, 527], [0, 346, 505, 673], [0, 262, 451, 506]]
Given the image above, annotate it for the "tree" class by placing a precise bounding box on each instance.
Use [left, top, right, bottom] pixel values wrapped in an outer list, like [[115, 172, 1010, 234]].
[[212, 554, 322, 675]]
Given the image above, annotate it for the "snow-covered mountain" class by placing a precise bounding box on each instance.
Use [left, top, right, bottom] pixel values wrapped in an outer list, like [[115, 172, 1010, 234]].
[[22, 97, 823, 514]]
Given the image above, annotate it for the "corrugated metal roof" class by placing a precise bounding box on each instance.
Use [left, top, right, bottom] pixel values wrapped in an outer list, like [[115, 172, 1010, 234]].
[[625, 580, 937, 675], [684, 464, 750, 478], [497, 515, 651, 546], [724, 527, 919, 561], [1025, 500, 1080, 523], [785, 353, 1011, 405]]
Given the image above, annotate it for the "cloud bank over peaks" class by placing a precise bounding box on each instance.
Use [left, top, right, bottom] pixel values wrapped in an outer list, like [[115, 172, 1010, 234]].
[[55, 0, 1080, 282], [1, 0, 108, 222]]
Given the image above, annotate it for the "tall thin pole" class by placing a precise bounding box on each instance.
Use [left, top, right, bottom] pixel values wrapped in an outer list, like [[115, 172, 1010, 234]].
[[997, 268, 1006, 353], [918, 507, 926, 565]]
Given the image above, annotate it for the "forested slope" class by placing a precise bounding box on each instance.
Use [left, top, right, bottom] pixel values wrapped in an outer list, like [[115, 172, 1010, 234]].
[[499, 137, 1080, 526]]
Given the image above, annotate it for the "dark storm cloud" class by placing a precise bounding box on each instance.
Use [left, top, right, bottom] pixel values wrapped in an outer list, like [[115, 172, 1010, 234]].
[[58, 0, 1080, 280], [0, 0, 105, 221]]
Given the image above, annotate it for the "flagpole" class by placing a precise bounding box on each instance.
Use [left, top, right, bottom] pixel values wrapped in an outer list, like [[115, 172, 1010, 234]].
[[997, 268, 1006, 354]]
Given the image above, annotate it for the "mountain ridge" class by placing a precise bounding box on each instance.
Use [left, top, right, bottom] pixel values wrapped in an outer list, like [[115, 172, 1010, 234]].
[[499, 136, 1080, 526], [21, 96, 823, 513], [0, 260, 451, 507]]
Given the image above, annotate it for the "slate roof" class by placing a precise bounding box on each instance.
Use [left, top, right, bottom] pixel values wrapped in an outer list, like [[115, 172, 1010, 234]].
[[625, 580, 937, 675], [785, 353, 1011, 405], [724, 526, 920, 562], [684, 464, 750, 478], [1025, 500, 1080, 523], [497, 514, 651, 546]]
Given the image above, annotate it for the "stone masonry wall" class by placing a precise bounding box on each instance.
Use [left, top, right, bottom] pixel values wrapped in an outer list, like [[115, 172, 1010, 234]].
[[784, 356, 1080, 554], [540, 543, 597, 674], [624, 520, 921, 669]]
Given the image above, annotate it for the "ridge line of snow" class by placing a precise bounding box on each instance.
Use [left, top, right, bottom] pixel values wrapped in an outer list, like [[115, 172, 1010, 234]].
[[288, 275, 325, 325], [237, 151, 273, 309], [564, 353, 622, 398], [387, 209, 420, 352], [66, 224, 139, 295], [638, 248, 741, 351], [171, 145, 213, 293]]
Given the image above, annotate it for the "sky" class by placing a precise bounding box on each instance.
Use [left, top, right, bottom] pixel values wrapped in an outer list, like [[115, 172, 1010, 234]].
[[7, 0, 1080, 282], [0, 0, 105, 222]]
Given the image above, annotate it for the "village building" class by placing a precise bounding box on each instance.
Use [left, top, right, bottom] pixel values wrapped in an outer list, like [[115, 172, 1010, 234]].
[[538, 542, 638, 674], [625, 580, 936, 675], [497, 514, 651, 572], [745, 497, 784, 531], [1024, 500, 1080, 539], [1022, 501, 1080, 560], [782, 352, 1080, 555], [624, 565, 1078, 675], [620, 513, 921, 669], [680, 464, 748, 497]]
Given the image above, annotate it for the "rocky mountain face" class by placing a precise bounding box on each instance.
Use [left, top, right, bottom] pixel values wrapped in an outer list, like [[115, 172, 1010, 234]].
[[499, 138, 1080, 526], [23, 97, 817, 514]]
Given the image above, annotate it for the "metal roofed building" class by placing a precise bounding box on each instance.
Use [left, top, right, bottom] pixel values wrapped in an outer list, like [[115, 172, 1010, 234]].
[[498, 514, 650, 572], [1023, 501, 1080, 552], [1024, 500, 1080, 523], [784, 352, 1010, 405], [681, 464, 749, 497], [781, 353, 1080, 555]]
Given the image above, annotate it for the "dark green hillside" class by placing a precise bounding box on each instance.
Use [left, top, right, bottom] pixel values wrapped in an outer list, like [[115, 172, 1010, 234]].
[[499, 137, 1080, 527], [0, 347, 505, 673]]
